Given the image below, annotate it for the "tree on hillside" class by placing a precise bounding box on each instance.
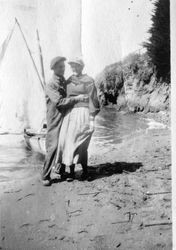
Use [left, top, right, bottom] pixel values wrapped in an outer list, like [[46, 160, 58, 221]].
[[144, 0, 170, 82]]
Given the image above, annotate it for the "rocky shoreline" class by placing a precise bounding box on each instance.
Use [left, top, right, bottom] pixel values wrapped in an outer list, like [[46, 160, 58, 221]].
[[96, 53, 170, 113]]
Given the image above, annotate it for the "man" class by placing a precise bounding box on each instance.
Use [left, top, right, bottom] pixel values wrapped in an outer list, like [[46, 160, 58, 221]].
[[42, 56, 88, 186]]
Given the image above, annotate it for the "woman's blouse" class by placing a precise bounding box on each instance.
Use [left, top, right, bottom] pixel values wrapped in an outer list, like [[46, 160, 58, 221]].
[[67, 74, 100, 117]]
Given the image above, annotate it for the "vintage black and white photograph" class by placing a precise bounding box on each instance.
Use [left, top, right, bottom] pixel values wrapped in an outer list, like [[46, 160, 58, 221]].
[[0, 0, 173, 249]]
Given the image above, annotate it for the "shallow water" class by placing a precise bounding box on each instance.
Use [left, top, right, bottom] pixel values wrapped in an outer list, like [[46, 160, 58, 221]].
[[0, 107, 149, 182], [92, 107, 148, 147]]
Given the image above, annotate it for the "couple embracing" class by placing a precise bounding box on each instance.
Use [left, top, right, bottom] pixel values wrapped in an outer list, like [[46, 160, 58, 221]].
[[41, 57, 100, 186]]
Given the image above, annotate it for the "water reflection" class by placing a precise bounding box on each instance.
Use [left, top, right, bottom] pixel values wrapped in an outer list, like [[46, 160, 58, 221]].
[[0, 135, 44, 182]]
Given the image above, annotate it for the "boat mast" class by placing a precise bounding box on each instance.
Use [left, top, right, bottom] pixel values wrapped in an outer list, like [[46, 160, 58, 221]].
[[15, 18, 44, 90], [36, 29, 46, 86]]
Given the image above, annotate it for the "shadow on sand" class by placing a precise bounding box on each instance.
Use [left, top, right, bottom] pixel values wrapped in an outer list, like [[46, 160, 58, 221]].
[[51, 161, 142, 184], [79, 161, 143, 181]]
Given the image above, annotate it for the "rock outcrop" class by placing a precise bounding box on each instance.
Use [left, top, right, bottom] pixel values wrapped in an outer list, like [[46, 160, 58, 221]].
[[95, 53, 170, 112]]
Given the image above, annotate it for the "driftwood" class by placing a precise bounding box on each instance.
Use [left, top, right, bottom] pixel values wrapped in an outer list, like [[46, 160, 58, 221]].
[[78, 191, 102, 196], [20, 223, 32, 228], [146, 191, 171, 195], [144, 222, 172, 227], [110, 201, 122, 210], [124, 212, 137, 222], [78, 230, 88, 234], [111, 212, 137, 224], [111, 221, 128, 224], [17, 193, 35, 202], [4, 189, 22, 194], [69, 209, 82, 214], [156, 177, 172, 180]]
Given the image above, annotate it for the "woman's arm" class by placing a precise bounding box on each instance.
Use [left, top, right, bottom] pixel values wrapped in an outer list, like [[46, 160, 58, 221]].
[[87, 81, 100, 119], [86, 81, 100, 132]]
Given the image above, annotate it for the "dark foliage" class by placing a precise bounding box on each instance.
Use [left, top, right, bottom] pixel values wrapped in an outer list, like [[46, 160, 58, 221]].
[[144, 0, 170, 82]]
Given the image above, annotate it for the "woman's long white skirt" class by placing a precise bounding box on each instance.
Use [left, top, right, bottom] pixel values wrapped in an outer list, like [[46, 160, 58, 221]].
[[55, 107, 93, 166]]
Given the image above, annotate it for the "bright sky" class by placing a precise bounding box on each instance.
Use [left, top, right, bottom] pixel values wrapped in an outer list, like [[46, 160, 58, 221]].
[[0, 0, 154, 131], [82, 0, 154, 76], [0, 0, 154, 77]]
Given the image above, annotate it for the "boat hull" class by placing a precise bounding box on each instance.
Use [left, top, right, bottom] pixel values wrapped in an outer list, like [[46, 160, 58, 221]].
[[24, 129, 46, 155]]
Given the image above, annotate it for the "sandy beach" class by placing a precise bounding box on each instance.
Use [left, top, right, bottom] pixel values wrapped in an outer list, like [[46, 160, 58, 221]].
[[0, 0, 171, 248], [0, 116, 171, 250]]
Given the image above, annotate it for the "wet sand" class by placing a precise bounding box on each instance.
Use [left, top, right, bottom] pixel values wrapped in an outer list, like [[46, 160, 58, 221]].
[[0, 124, 171, 249]]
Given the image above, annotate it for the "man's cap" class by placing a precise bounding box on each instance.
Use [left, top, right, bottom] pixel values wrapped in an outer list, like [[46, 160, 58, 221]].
[[68, 58, 85, 67], [50, 56, 66, 70]]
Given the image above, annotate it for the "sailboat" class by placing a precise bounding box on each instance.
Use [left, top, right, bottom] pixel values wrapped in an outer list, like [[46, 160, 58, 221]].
[[0, 18, 47, 154], [21, 22, 47, 154]]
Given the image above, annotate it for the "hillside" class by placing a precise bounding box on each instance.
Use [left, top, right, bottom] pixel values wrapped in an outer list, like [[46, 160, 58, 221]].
[[95, 53, 170, 113]]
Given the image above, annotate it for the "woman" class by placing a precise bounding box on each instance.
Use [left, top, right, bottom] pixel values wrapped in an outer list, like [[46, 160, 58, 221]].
[[55, 58, 100, 181]]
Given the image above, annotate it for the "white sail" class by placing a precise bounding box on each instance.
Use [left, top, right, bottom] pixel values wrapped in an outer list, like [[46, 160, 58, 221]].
[[0, 0, 82, 133]]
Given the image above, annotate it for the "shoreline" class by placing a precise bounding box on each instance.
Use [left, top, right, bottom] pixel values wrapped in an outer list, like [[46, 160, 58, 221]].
[[0, 120, 171, 250]]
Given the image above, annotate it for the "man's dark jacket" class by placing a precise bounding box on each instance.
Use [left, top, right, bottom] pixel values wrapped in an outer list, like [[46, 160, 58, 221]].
[[42, 75, 77, 180]]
